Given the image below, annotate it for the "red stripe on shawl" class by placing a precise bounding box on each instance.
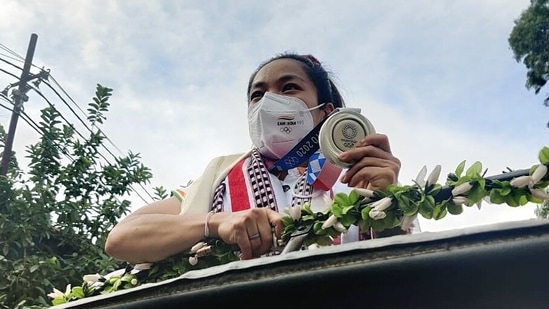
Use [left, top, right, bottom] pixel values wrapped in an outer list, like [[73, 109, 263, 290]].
[[227, 159, 251, 212]]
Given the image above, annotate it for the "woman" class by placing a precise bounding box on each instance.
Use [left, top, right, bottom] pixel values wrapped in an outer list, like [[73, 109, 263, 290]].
[[104, 53, 401, 264]]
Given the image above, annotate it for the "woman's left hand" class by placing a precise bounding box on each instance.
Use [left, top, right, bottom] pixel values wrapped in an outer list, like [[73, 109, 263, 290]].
[[337, 133, 401, 191]]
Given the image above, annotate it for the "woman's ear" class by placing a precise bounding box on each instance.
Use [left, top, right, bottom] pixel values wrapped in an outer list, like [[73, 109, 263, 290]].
[[323, 102, 335, 117]]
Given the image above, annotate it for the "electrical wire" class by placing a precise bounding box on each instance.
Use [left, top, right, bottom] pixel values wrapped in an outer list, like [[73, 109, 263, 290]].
[[48, 75, 125, 154], [0, 67, 20, 82], [0, 54, 23, 72], [28, 85, 153, 204], [0, 43, 25, 61], [0, 93, 74, 161], [43, 76, 155, 201]]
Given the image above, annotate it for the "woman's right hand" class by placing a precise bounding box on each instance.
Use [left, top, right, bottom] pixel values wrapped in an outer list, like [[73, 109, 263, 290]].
[[210, 208, 283, 260]]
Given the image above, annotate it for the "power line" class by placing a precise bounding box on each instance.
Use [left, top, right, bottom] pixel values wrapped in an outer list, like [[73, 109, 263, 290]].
[[49, 75, 88, 122], [0, 54, 23, 72], [0, 67, 20, 81], [28, 85, 153, 204], [37, 80, 154, 202], [44, 75, 156, 202], [42, 79, 124, 155], [47, 75, 125, 155], [0, 43, 25, 61], [0, 98, 70, 158], [0, 52, 25, 67]]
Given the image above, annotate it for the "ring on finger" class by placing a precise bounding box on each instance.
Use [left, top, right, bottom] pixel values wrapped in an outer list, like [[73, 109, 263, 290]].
[[248, 233, 260, 240]]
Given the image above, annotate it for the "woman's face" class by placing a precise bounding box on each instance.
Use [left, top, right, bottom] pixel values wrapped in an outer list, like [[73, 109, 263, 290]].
[[248, 58, 332, 125]]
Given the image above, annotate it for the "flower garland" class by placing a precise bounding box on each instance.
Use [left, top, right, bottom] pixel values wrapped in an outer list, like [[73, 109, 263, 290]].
[[48, 146, 549, 305]]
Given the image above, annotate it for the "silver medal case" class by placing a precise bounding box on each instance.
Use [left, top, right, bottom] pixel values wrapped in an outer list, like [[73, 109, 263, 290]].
[[319, 108, 376, 168]]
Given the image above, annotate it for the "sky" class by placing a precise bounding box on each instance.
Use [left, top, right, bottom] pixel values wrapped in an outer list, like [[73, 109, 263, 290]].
[[0, 0, 547, 233]]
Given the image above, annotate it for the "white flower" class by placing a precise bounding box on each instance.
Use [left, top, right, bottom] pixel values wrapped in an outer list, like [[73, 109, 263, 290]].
[[190, 242, 207, 254], [510, 176, 533, 189], [531, 164, 548, 184], [531, 188, 549, 200], [451, 182, 473, 196], [284, 205, 302, 221], [321, 214, 338, 229], [366, 197, 392, 220], [371, 197, 392, 212], [104, 268, 125, 280], [353, 187, 376, 198], [414, 165, 427, 187], [133, 263, 153, 270], [82, 274, 102, 284], [47, 284, 71, 299], [400, 214, 417, 231], [452, 196, 468, 206], [426, 165, 442, 187], [47, 288, 65, 299], [369, 209, 387, 220], [333, 222, 347, 233], [188, 256, 198, 266]]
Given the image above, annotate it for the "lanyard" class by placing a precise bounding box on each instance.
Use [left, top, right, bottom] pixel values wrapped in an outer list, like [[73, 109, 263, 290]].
[[268, 108, 349, 173]]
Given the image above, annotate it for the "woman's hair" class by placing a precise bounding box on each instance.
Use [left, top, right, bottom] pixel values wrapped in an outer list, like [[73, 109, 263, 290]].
[[247, 53, 345, 108]]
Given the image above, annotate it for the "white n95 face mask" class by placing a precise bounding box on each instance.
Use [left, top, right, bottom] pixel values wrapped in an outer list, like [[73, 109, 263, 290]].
[[248, 92, 324, 159]]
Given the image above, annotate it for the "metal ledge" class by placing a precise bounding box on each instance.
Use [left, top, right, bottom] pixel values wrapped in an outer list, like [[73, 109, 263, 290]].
[[56, 218, 549, 309]]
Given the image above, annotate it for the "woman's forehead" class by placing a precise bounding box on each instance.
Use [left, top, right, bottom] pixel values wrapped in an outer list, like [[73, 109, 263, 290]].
[[252, 58, 310, 85]]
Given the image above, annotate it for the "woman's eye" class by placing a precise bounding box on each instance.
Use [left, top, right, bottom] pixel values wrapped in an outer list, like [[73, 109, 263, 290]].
[[250, 91, 263, 101], [282, 83, 300, 92]]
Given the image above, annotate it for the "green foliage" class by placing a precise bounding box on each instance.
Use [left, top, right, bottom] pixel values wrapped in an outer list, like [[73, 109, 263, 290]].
[[509, 0, 549, 107], [48, 239, 240, 305], [0, 84, 156, 308]]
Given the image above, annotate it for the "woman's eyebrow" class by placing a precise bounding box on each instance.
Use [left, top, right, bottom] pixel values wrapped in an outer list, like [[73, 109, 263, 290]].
[[277, 74, 307, 83], [250, 81, 266, 91], [250, 74, 308, 93]]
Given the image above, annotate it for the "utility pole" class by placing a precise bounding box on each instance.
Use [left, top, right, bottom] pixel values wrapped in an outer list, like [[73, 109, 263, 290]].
[[0, 33, 38, 176]]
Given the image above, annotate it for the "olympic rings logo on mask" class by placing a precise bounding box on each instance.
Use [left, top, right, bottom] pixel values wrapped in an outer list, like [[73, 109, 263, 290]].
[[280, 126, 292, 134]]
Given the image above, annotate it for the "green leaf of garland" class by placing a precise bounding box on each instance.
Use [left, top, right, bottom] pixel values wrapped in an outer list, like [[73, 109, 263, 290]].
[[455, 160, 466, 177], [447, 201, 463, 215], [466, 161, 483, 176], [539, 146, 549, 164]]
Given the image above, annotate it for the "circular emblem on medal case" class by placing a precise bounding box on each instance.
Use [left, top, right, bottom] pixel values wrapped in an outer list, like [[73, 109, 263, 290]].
[[342, 123, 358, 140], [318, 109, 376, 168]]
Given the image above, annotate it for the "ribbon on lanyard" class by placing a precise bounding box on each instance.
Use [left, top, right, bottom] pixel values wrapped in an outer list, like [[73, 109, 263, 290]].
[[306, 149, 342, 190]]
